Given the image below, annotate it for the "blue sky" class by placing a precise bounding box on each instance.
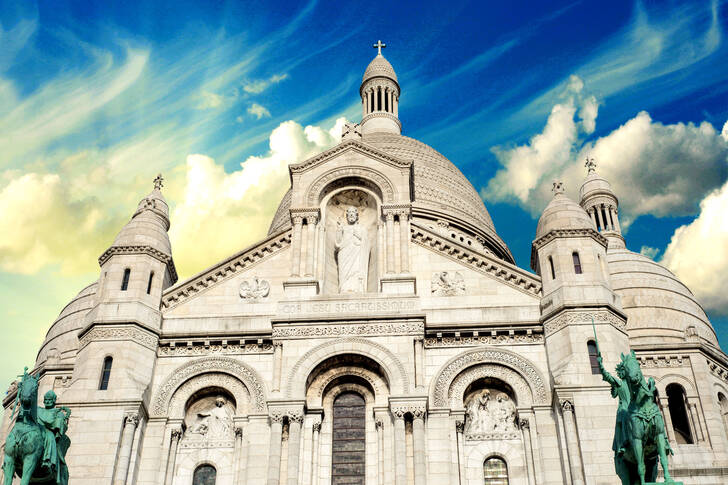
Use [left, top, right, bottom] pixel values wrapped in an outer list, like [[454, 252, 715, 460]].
[[1, 0, 727, 389]]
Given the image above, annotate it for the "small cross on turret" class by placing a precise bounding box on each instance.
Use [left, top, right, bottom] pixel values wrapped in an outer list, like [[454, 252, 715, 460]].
[[153, 173, 164, 190], [373, 40, 386, 55], [585, 156, 597, 174]]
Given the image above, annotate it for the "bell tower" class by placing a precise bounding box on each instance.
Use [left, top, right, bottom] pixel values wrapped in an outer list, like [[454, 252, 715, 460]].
[[360, 40, 401, 135]]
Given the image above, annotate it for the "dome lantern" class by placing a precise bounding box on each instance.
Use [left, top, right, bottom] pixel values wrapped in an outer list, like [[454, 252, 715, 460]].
[[579, 157, 624, 248], [360, 40, 401, 135]]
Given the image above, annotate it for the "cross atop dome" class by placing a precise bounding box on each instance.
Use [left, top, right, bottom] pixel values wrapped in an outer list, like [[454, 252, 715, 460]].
[[585, 157, 597, 174], [373, 40, 386, 56], [153, 173, 164, 190]]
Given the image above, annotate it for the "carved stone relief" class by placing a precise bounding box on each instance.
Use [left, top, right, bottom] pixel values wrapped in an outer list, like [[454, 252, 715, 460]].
[[183, 395, 235, 448], [239, 277, 270, 300], [463, 388, 518, 440], [431, 271, 466, 296]]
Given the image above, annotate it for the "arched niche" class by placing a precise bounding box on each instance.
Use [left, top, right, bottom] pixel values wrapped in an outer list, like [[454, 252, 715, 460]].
[[287, 337, 409, 398], [430, 348, 548, 408], [305, 167, 395, 207], [321, 188, 381, 294], [656, 373, 698, 398], [462, 378, 520, 439], [168, 373, 248, 420], [181, 388, 237, 444], [305, 355, 390, 408], [152, 357, 267, 416]]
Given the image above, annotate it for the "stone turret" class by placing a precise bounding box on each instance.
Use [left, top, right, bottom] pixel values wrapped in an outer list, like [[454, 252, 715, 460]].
[[360, 40, 401, 135], [579, 157, 625, 249]]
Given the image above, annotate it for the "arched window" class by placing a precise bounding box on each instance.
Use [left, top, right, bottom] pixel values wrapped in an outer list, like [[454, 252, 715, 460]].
[[121, 268, 131, 291], [483, 456, 509, 485], [666, 384, 693, 444], [548, 256, 556, 280], [192, 464, 216, 485], [99, 356, 113, 390], [718, 393, 728, 438], [146, 271, 154, 294], [587, 341, 600, 374], [332, 392, 365, 483], [572, 252, 582, 274]]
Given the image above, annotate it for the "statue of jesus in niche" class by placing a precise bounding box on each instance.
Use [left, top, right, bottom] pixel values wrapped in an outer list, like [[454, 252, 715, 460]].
[[335, 206, 369, 293]]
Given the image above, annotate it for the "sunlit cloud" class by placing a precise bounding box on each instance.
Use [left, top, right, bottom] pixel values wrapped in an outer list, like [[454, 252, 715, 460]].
[[248, 102, 272, 119], [243, 73, 288, 94]]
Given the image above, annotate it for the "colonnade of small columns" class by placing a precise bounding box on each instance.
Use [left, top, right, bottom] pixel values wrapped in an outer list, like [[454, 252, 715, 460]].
[[362, 85, 399, 117], [289, 205, 411, 282], [585, 203, 621, 233]]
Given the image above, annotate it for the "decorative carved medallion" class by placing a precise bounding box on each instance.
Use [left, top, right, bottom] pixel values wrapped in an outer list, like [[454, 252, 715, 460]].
[[239, 277, 271, 300], [431, 271, 466, 296]]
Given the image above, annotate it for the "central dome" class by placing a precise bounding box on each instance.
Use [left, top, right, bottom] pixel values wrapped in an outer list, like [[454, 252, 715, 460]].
[[268, 132, 512, 262]]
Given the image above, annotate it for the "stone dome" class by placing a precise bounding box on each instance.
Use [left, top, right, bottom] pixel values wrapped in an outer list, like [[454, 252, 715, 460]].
[[362, 54, 398, 85], [579, 170, 615, 202], [111, 187, 172, 256], [268, 132, 513, 262], [36, 280, 98, 367], [535, 192, 594, 239], [607, 247, 718, 347]]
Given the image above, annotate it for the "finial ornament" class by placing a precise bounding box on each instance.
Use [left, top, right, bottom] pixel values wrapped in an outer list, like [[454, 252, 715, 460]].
[[585, 156, 597, 174], [373, 40, 386, 55], [153, 173, 164, 190], [552, 180, 564, 196]]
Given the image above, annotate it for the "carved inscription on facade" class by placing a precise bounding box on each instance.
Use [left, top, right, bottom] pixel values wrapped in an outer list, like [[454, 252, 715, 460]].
[[278, 297, 418, 316]]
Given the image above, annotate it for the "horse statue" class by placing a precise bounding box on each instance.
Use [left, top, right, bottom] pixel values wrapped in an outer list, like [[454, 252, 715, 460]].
[[2, 368, 71, 485], [594, 325, 682, 484]]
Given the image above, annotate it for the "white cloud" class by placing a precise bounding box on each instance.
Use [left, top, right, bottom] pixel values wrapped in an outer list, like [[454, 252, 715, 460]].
[[198, 91, 227, 109], [169, 117, 346, 275], [722, 120, 728, 141], [242, 73, 288, 94], [484, 78, 728, 223], [661, 180, 728, 314], [248, 102, 271, 119], [639, 246, 660, 260]]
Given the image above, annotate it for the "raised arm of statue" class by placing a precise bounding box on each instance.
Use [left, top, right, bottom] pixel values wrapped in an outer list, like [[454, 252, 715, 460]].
[[598, 356, 620, 387]]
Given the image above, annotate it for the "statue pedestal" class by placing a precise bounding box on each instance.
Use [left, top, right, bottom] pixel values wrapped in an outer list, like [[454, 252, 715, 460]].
[[380, 274, 416, 294], [283, 278, 319, 297]]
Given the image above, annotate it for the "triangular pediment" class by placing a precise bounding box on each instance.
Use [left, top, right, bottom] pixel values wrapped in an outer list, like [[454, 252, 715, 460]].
[[289, 139, 412, 175]]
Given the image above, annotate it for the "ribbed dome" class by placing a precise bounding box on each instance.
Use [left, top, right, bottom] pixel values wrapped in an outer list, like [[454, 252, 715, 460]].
[[536, 192, 594, 239], [268, 133, 513, 262], [36, 281, 98, 367], [362, 54, 398, 85], [607, 248, 718, 347], [111, 187, 172, 256], [580, 171, 615, 202]]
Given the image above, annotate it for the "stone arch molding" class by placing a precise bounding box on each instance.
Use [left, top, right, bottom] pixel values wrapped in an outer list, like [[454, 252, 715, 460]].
[[656, 373, 698, 398], [305, 166, 396, 206], [152, 356, 267, 416], [287, 337, 410, 398], [430, 348, 549, 407], [168, 373, 250, 420], [448, 364, 534, 409], [306, 365, 389, 408]]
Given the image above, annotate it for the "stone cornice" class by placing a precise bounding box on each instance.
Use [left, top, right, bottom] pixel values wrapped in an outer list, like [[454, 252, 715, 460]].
[[289, 139, 411, 174], [542, 308, 627, 336], [99, 245, 178, 284], [161, 228, 291, 310], [361, 112, 403, 130], [411, 222, 541, 297], [532, 227, 608, 251]]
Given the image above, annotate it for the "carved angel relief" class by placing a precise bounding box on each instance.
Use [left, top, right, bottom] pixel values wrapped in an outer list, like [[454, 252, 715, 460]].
[[431, 271, 466, 296], [239, 277, 270, 300]]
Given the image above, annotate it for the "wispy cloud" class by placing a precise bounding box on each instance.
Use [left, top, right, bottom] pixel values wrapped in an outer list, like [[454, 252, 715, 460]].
[[243, 73, 288, 94], [248, 102, 271, 119]]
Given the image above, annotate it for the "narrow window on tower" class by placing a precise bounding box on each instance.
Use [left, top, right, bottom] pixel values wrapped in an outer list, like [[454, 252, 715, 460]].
[[121, 268, 131, 291], [548, 256, 556, 280], [146, 271, 154, 294], [587, 341, 600, 374], [99, 356, 113, 390], [572, 252, 582, 274]]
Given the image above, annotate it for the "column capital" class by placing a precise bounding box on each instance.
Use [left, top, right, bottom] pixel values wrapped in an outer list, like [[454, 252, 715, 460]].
[[455, 420, 465, 433], [269, 411, 286, 424], [560, 399, 574, 412], [288, 412, 304, 424], [290, 207, 320, 224], [171, 427, 183, 440], [124, 412, 140, 427], [519, 418, 530, 429], [312, 420, 322, 432], [235, 426, 244, 438], [382, 204, 412, 217]]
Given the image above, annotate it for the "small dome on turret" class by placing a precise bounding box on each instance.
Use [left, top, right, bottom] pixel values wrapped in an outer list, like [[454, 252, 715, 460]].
[[579, 157, 617, 203], [110, 174, 172, 256], [362, 53, 398, 85], [535, 181, 594, 240]]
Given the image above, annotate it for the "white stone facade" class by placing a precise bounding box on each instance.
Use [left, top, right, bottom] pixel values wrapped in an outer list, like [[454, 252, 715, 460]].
[[3, 47, 728, 485]]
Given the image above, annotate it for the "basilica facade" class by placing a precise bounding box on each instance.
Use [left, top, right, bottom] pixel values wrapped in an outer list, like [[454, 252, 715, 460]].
[[3, 46, 728, 485]]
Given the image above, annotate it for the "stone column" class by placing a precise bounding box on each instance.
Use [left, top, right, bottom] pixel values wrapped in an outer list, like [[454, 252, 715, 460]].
[[392, 410, 407, 485], [385, 212, 395, 274], [520, 419, 536, 485], [291, 215, 303, 276], [377, 222, 385, 280], [163, 427, 182, 485], [273, 342, 283, 392], [376, 419, 385, 485], [310, 418, 321, 485], [589, 208, 597, 228], [455, 420, 465, 485], [268, 413, 284, 485], [394, 95, 398, 116], [113, 412, 140, 485], [305, 215, 318, 277], [659, 397, 677, 444], [287, 413, 303, 485], [399, 210, 410, 273], [560, 400, 585, 485], [688, 401, 705, 443], [612, 208, 621, 232], [412, 409, 427, 485], [233, 426, 244, 485], [413, 338, 424, 389], [595, 205, 605, 232]]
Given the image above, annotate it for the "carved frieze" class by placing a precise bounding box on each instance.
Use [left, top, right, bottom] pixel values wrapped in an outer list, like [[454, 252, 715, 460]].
[[431, 271, 466, 296], [158, 341, 273, 357], [272, 321, 423, 339], [543, 310, 626, 336], [424, 332, 543, 348], [79, 325, 158, 351], [638, 355, 689, 368]]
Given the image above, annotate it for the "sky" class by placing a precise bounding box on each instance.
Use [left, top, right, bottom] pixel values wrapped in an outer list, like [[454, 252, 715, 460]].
[[0, 0, 727, 392]]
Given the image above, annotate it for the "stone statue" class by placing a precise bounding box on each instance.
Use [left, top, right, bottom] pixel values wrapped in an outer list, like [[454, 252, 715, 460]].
[[335, 207, 369, 293], [189, 397, 233, 439], [493, 393, 516, 432], [594, 323, 681, 485], [3, 368, 71, 485]]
